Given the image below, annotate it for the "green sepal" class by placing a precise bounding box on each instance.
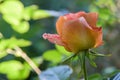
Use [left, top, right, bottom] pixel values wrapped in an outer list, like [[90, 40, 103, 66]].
[[86, 51, 97, 68], [89, 50, 111, 57]]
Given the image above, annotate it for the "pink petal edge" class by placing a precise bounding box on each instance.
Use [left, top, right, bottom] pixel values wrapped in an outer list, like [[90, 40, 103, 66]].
[[78, 17, 92, 30], [42, 33, 64, 46]]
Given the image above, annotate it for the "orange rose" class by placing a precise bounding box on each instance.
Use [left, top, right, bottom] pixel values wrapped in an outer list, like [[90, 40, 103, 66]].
[[43, 11, 103, 53]]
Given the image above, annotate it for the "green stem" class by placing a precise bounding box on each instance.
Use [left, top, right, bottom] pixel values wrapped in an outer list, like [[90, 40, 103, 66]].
[[77, 53, 83, 77], [83, 50, 88, 80], [61, 54, 76, 63]]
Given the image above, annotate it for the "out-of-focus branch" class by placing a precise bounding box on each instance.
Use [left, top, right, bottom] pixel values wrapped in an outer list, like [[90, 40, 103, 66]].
[[7, 47, 41, 75]]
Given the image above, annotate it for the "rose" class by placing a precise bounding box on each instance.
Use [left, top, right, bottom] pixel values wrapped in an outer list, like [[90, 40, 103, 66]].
[[43, 11, 103, 53]]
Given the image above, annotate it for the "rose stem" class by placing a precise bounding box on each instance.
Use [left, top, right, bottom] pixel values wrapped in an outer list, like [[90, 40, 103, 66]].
[[83, 50, 88, 80]]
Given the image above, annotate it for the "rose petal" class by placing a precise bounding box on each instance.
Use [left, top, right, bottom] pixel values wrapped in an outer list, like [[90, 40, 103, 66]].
[[61, 19, 96, 53], [78, 17, 92, 30], [43, 33, 64, 46], [64, 13, 76, 20], [79, 13, 103, 47], [56, 16, 66, 35], [79, 16, 103, 48], [56, 13, 80, 36], [83, 12, 98, 28], [75, 11, 86, 18], [92, 27, 103, 47]]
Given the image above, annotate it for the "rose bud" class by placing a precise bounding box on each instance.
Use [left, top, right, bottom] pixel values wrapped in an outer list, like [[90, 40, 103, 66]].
[[43, 11, 103, 53]]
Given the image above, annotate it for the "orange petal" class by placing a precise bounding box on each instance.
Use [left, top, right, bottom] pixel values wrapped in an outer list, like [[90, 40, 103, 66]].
[[56, 16, 66, 35], [61, 17, 96, 53], [83, 12, 98, 28], [56, 12, 85, 35], [80, 16, 103, 48], [92, 27, 103, 47], [78, 17, 92, 30]]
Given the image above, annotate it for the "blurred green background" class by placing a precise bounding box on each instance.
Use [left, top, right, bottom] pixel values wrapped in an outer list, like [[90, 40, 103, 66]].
[[0, 0, 120, 80]]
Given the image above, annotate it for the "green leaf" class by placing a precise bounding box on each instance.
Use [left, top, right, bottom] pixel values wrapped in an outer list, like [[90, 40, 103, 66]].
[[88, 73, 102, 80], [8, 37, 31, 48], [0, 51, 7, 58], [0, 0, 30, 33], [94, 0, 116, 9], [39, 65, 73, 80], [12, 21, 30, 33], [0, 60, 30, 80], [23, 5, 52, 20], [23, 5, 38, 21], [32, 56, 43, 66], [0, 37, 31, 50], [2, 15, 20, 25], [0, 37, 31, 58], [0, 0, 24, 23], [99, 8, 111, 21], [43, 50, 62, 63], [55, 45, 71, 56], [90, 0, 116, 26], [62, 54, 76, 63], [32, 10, 51, 20]]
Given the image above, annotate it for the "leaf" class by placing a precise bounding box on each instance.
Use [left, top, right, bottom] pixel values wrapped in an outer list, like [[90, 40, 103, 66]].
[[0, 51, 7, 58], [12, 21, 30, 33], [90, 0, 116, 26], [39, 65, 73, 80], [43, 50, 62, 63], [62, 54, 76, 63], [23, 5, 38, 20], [0, 60, 30, 80], [0, 0, 24, 25], [23, 5, 52, 20], [0, 37, 31, 50], [0, 0, 30, 33], [32, 10, 51, 20], [32, 56, 43, 66], [2, 15, 20, 26], [55, 45, 71, 56], [88, 73, 102, 80], [0, 37, 31, 58], [8, 37, 31, 48]]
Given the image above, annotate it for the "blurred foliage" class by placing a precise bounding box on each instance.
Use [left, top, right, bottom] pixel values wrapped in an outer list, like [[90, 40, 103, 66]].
[[43, 45, 71, 64], [0, 0, 120, 80], [90, 0, 117, 27], [0, 36, 31, 58], [88, 73, 103, 80], [0, 60, 30, 80], [0, 0, 52, 33], [43, 49, 62, 64]]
